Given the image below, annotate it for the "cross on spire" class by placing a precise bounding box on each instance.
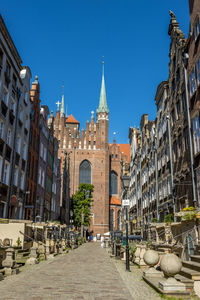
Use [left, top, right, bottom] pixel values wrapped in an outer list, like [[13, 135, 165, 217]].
[[56, 101, 61, 111]]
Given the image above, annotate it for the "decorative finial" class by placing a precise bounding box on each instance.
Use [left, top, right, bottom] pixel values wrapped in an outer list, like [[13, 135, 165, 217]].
[[56, 101, 61, 111], [169, 10, 176, 19], [102, 56, 104, 75], [35, 75, 38, 83], [91, 111, 94, 118], [62, 81, 64, 95]]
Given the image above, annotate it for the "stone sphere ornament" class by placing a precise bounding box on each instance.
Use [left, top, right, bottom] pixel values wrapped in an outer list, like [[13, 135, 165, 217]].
[[143, 250, 159, 267], [160, 253, 182, 277]]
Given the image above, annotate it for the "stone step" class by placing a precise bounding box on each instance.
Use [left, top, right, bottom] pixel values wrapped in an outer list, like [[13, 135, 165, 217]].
[[157, 247, 171, 253], [182, 260, 200, 272], [180, 267, 200, 280], [190, 255, 200, 263], [175, 274, 194, 292]]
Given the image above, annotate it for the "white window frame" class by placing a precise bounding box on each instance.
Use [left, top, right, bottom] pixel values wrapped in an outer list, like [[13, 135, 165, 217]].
[[3, 162, 10, 185], [0, 120, 4, 140], [6, 128, 12, 146], [194, 17, 200, 40], [196, 56, 200, 86], [189, 68, 197, 97]]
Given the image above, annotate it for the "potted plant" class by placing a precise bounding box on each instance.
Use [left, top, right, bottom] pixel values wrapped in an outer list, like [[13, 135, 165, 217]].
[[164, 214, 174, 225], [151, 218, 158, 223]]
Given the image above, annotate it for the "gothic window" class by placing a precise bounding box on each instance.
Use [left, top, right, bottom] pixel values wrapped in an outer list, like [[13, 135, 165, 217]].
[[79, 160, 91, 184], [110, 209, 114, 231], [117, 210, 121, 230], [110, 171, 118, 195]]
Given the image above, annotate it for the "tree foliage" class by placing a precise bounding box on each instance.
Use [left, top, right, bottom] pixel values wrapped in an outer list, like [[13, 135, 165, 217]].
[[72, 183, 94, 227]]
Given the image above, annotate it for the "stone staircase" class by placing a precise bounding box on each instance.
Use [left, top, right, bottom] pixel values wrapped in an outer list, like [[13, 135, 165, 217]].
[[15, 249, 30, 265], [180, 255, 200, 280]]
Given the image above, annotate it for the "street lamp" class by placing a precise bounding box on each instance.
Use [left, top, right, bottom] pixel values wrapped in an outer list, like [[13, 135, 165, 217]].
[[122, 174, 131, 272], [70, 209, 73, 228]]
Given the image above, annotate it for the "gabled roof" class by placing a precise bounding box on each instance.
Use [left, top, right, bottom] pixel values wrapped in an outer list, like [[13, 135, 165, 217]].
[[119, 144, 130, 162], [66, 114, 80, 124]]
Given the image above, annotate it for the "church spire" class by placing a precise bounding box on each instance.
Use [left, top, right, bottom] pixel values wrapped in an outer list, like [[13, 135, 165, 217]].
[[97, 59, 109, 114], [61, 83, 65, 117]]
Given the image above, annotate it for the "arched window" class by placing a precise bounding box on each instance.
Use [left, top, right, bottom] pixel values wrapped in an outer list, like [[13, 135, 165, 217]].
[[79, 160, 91, 184], [110, 209, 114, 231], [110, 171, 118, 195], [117, 210, 121, 230]]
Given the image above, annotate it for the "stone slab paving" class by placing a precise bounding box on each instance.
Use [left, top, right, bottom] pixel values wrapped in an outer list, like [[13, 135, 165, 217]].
[[0, 243, 160, 300]]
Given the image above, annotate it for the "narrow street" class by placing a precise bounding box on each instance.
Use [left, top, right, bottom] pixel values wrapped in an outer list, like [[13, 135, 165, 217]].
[[0, 243, 160, 300]]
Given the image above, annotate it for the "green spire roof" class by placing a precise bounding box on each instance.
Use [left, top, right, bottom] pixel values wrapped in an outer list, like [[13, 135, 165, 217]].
[[97, 62, 109, 114], [61, 94, 65, 116]]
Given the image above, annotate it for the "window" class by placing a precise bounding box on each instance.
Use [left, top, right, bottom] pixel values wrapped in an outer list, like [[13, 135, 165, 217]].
[[189, 68, 197, 96], [10, 99, 15, 113], [16, 136, 21, 153], [194, 17, 200, 40], [38, 168, 42, 185], [110, 209, 114, 231], [173, 143, 177, 161], [79, 160, 91, 184], [0, 120, 4, 139], [193, 116, 200, 155], [21, 143, 26, 160], [7, 129, 12, 146], [182, 92, 186, 111], [40, 143, 43, 158], [110, 171, 118, 195], [20, 171, 25, 190], [5, 61, 11, 78], [171, 109, 175, 125], [176, 101, 181, 119], [0, 48, 3, 66], [197, 57, 200, 86], [24, 91, 28, 104], [115, 154, 118, 158], [42, 171, 45, 188], [13, 167, 19, 186], [0, 156, 3, 181], [178, 135, 182, 156], [184, 128, 189, 150], [117, 210, 121, 230], [19, 106, 23, 121], [3, 162, 10, 185]]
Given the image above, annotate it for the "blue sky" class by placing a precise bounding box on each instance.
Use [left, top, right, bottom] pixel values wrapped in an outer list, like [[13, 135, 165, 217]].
[[1, 0, 189, 143]]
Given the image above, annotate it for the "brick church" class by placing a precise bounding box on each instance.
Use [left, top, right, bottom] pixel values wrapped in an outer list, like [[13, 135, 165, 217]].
[[51, 63, 130, 236]]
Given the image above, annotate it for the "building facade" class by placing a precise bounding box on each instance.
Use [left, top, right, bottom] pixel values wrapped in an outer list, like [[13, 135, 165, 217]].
[[187, 0, 200, 206], [0, 15, 32, 219]]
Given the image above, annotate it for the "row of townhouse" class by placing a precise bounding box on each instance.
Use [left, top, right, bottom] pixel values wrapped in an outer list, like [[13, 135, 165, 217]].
[[0, 15, 70, 223], [128, 1, 200, 229]]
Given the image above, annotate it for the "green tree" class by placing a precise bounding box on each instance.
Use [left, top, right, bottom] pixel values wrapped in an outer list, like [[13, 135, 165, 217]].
[[72, 183, 94, 228]]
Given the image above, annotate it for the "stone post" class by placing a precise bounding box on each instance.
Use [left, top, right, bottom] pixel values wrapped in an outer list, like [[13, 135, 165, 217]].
[[45, 239, 50, 258], [134, 244, 141, 265], [159, 253, 186, 292], [25, 247, 38, 265], [143, 249, 162, 277], [139, 245, 147, 267], [2, 247, 18, 275]]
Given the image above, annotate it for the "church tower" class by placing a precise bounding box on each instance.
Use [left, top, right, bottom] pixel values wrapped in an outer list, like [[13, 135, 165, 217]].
[[52, 62, 110, 235], [96, 61, 109, 150]]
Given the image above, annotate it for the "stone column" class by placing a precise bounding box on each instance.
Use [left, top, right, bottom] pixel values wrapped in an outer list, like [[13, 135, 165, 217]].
[[45, 239, 50, 258], [2, 247, 18, 275], [134, 244, 141, 265]]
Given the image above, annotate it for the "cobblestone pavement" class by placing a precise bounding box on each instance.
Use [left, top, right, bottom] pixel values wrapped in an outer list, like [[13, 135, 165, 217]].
[[0, 243, 160, 300]]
